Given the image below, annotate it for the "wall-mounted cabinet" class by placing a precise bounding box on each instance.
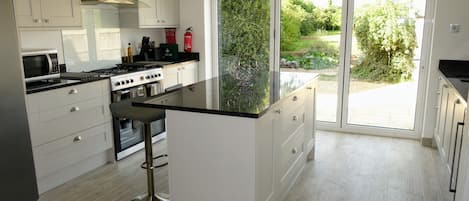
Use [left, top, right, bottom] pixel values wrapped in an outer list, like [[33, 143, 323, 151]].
[[119, 0, 179, 28], [14, 0, 82, 28]]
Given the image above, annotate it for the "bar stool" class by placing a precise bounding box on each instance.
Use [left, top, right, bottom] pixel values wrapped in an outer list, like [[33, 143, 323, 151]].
[[110, 97, 169, 201]]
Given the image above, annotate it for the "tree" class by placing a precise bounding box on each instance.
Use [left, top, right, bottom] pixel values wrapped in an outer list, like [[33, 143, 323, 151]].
[[281, 0, 307, 51], [353, 1, 418, 83]]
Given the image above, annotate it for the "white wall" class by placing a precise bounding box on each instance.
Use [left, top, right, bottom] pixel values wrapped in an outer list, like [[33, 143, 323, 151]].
[[178, 0, 212, 80], [19, 30, 65, 64], [422, 0, 469, 138]]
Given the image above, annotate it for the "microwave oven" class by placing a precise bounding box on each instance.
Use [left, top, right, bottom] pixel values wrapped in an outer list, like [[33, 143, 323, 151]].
[[21, 49, 60, 82]]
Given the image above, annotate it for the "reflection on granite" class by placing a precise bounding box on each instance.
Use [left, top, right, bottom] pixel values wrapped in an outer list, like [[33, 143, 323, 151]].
[[133, 71, 319, 118]]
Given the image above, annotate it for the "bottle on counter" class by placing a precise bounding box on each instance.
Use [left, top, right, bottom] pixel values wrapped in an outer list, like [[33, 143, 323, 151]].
[[127, 43, 133, 63]]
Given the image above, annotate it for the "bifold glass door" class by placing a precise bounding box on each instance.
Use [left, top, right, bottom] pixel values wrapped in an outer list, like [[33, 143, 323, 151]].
[[279, 0, 429, 136]]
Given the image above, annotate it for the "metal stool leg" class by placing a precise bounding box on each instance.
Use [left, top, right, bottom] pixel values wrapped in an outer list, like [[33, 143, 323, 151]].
[[132, 123, 169, 201]]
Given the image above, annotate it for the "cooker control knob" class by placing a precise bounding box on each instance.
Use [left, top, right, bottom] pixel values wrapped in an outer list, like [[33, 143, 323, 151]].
[[130, 79, 134, 83], [146, 76, 150, 79], [140, 76, 144, 81], [121, 81, 125, 85], [115, 82, 120, 86]]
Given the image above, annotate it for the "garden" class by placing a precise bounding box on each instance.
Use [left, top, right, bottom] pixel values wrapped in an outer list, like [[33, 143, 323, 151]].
[[281, 0, 418, 83]]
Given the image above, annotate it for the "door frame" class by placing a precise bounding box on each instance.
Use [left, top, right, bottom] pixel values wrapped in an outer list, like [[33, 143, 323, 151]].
[[316, 0, 436, 139]]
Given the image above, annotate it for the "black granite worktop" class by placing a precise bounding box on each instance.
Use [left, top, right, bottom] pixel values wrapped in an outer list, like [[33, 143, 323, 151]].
[[133, 72, 319, 118], [25, 75, 108, 94], [439, 60, 469, 100]]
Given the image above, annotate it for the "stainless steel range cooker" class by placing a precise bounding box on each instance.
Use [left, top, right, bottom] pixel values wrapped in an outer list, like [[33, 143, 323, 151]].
[[93, 64, 165, 160]]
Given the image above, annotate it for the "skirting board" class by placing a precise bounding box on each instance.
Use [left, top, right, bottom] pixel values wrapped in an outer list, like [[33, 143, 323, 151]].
[[421, 137, 436, 148]]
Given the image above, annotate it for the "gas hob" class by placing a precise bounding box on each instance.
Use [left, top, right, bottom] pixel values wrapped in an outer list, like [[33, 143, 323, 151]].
[[92, 63, 164, 91]]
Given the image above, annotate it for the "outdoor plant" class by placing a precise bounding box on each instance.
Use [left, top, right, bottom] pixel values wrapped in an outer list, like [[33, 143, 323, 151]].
[[352, 1, 418, 83], [281, 0, 306, 51]]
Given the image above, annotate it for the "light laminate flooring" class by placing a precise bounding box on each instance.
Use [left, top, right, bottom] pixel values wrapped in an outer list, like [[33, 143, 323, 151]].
[[285, 131, 454, 201], [40, 131, 454, 201]]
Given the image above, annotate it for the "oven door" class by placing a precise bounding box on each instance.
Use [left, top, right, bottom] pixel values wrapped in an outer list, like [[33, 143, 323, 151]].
[[112, 85, 165, 160]]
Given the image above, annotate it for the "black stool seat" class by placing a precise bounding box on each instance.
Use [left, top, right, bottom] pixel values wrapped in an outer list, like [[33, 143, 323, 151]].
[[110, 97, 165, 123]]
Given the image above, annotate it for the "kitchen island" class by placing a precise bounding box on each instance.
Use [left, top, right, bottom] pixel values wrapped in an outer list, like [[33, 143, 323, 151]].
[[134, 71, 319, 201]]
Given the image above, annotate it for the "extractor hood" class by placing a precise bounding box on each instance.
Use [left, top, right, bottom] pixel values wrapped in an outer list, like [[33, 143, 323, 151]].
[[81, 0, 136, 5]]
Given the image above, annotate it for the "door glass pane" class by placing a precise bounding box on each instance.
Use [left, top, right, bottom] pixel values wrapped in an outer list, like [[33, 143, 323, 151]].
[[217, 0, 272, 110], [347, 0, 426, 130], [280, 0, 342, 123]]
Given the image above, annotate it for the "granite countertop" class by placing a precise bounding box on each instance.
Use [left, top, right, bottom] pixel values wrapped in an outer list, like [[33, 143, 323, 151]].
[[439, 60, 469, 100], [25, 75, 108, 94], [133, 71, 319, 118], [25, 55, 200, 94]]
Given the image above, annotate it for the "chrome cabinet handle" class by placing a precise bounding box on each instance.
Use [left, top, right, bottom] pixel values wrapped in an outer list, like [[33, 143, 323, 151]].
[[33, 19, 41, 23], [292, 115, 298, 121], [274, 110, 281, 114], [157, 19, 161, 23], [44, 19, 49, 23], [73, 136, 82, 143], [292, 96, 298, 101], [162, 19, 166, 23], [70, 107, 80, 112], [456, 99, 461, 104], [69, 89, 78, 94], [292, 148, 298, 154], [306, 87, 313, 90]]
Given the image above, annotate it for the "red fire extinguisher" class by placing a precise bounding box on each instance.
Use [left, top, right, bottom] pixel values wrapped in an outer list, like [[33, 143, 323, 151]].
[[184, 27, 193, 53]]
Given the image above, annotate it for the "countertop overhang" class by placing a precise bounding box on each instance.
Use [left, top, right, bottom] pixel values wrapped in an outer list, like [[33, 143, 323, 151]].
[[133, 72, 319, 118]]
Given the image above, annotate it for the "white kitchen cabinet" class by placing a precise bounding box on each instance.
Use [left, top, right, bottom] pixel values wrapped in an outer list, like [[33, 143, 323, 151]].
[[456, 92, 469, 201], [26, 80, 113, 194], [162, 61, 198, 89], [119, 0, 179, 28], [434, 75, 468, 199], [435, 76, 466, 171], [14, 0, 82, 28], [163, 77, 318, 201], [180, 61, 198, 86]]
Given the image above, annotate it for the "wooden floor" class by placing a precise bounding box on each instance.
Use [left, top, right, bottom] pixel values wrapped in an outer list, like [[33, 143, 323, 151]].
[[40, 131, 454, 201]]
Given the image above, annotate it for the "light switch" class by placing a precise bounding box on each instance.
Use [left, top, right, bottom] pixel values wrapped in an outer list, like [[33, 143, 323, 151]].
[[450, 24, 460, 33]]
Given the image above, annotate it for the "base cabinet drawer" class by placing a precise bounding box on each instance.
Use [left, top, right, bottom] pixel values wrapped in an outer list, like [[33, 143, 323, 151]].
[[27, 80, 106, 113], [279, 126, 305, 180], [29, 97, 110, 146], [279, 105, 305, 144], [33, 123, 113, 179]]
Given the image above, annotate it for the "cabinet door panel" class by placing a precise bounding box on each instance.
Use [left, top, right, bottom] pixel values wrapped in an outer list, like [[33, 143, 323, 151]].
[[456, 105, 469, 201], [159, 0, 179, 26], [181, 62, 198, 86], [449, 99, 465, 191], [442, 92, 457, 164], [14, 0, 42, 27], [163, 66, 179, 89], [436, 81, 450, 149], [40, 0, 81, 27], [139, 0, 159, 26]]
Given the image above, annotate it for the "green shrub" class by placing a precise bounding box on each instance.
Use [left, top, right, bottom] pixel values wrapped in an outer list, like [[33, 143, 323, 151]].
[[281, 0, 306, 51], [352, 1, 417, 83]]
